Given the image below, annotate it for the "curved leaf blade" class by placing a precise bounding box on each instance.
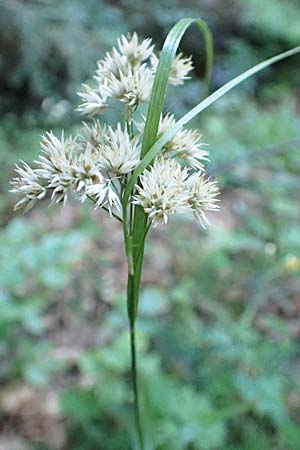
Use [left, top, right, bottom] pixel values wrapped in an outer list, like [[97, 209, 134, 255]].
[[141, 17, 214, 159]]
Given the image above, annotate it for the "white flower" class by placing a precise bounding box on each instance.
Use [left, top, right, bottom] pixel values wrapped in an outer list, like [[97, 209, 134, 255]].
[[10, 132, 77, 210], [133, 157, 190, 226], [105, 65, 154, 107], [185, 173, 220, 228], [77, 84, 108, 117], [93, 33, 154, 108], [169, 53, 193, 85], [10, 162, 47, 212], [95, 33, 154, 85], [71, 144, 104, 202], [106, 184, 122, 215], [151, 52, 193, 86], [86, 181, 122, 215], [98, 124, 140, 175], [37, 131, 74, 177], [36, 131, 76, 206], [93, 33, 155, 107], [81, 120, 107, 150], [95, 48, 129, 83], [78, 35, 193, 114], [117, 32, 154, 65], [137, 114, 209, 170], [169, 127, 209, 170]]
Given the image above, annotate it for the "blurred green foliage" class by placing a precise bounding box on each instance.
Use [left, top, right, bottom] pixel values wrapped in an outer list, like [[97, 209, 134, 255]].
[[0, 0, 300, 449], [60, 283, 299, 450], [0, 219, 85, 383]]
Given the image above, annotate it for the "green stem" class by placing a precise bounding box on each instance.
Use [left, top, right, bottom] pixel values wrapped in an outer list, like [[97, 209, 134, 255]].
[[124, 221, 134, 276], [126, 263, 145, 450], [129, 302, 145, 450], [123, 105, 146, 449], [123, 210, 145, 449]]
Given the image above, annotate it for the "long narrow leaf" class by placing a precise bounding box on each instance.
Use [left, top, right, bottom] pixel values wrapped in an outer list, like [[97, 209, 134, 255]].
[[128, 17, 214, 324], [124, 44, 300, 206], [141, 17, 214, 159]]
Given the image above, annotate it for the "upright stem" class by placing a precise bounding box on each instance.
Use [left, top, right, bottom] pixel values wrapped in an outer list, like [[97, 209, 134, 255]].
[[123, 105, 147, 448], [123, 204, 146, 449], [129, 301, 145, 450]]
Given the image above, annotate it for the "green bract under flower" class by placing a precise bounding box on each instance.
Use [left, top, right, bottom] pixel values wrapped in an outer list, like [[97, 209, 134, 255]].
[[10, 32, 220, 228]]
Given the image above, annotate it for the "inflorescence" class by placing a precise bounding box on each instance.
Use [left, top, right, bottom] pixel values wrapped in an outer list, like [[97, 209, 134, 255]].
[[10, 32, 220, 227]]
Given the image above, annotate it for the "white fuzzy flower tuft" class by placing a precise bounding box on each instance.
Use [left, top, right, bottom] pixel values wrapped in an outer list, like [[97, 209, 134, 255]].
[[10, 162, 47, 213], [71, 144, 104, 202], [81, 120, 107, 150], [133, 157, 190, 227], [137, 113, 209, 170], [169, 53, 194, 85], [117, 32, 154, 66], [11, 131, 108, 210], [77, 84, 108, 117], [86, 182, 122, 215], [92, 33, 155, 108], [10, 131, 77, 211], [151, 52, 193, 86], [105, 65, 154, 107], [95, 33, 154, 83], [79, 33, 194, 114], [36, 131, 76, 206], [98, 124, 141, 175], [185, 173, 220, 228], [96, 48, 129, 82]]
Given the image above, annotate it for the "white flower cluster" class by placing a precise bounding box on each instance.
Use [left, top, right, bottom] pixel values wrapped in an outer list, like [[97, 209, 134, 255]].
[[133, 156, 219, 227], [11, 32, 219, 228], [77, 32, 193, 114]]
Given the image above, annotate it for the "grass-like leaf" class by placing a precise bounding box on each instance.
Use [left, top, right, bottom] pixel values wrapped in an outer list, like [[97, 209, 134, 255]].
[[128, 17, 214, 323], [141, 17, 213, 159]]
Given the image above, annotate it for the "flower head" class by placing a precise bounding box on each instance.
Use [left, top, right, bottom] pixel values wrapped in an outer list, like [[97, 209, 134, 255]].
[[71, 144, 103, 201], [185, 173, 220, 228], [78, 32, 194, 115], [96, 48, 129, 82], [10, 162, 47, 213], [86, 181, 121, 215], [81, 119, 107, 150], [137, 113, 209, 170], [36, 131, 77, 206], [92, 33, 155, 108], [105, 65, 154, 107], [133, 157, 190, 226], [77, 84, 108, 117], [95, 33, 154, 84], [117, 32, 154, 66], [98, 124, 140, 175]]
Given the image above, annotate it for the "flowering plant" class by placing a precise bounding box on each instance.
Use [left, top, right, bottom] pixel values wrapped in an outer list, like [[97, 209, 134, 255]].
[[10, 18, 300, 449]]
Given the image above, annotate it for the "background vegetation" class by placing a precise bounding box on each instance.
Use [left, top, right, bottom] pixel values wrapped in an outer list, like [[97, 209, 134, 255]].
[[0, 1, 300, 449]]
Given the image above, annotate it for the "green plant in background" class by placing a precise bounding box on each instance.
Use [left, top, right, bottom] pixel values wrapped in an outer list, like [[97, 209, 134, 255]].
[[9, 17, 300, 450], [0, 218, 85, 384], [60, 282, 300, 450]]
